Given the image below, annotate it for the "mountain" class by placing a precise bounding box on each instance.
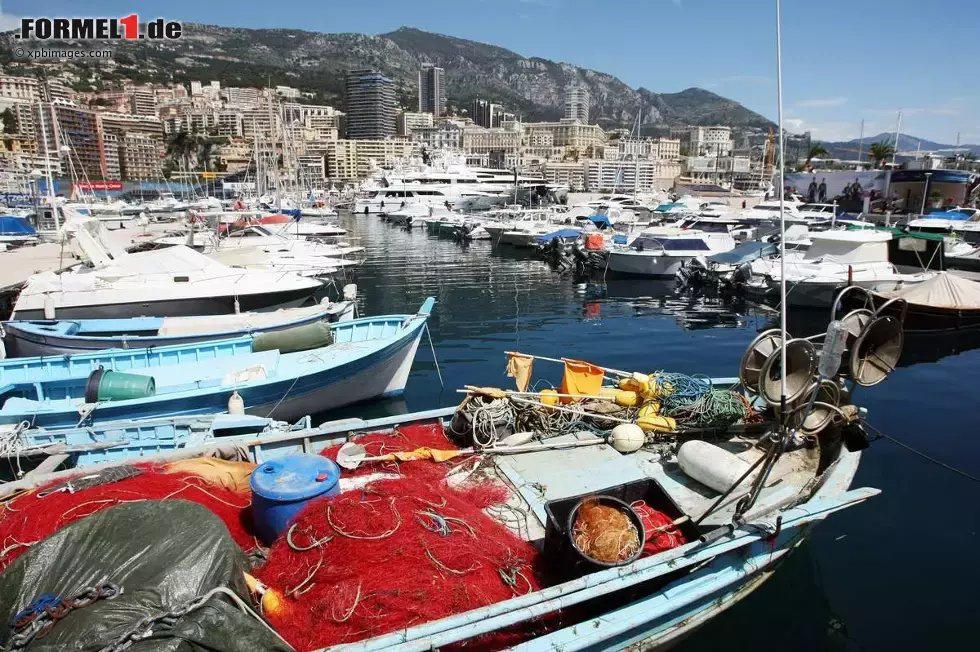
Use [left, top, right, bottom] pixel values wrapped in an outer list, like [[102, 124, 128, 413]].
[[817, 132, 980, 160], [0, 24, 774, 131]]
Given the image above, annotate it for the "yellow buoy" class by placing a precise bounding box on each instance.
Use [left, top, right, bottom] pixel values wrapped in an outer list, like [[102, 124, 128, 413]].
[[539, 388, 559, 412], [638, 401, 661, 418], [261, 588, 286, 616], [637, 414, 677, 433], [614, 390, 639, 408]]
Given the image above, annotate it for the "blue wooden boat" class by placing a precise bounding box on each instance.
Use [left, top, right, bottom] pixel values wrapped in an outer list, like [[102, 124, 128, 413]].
[[2, 300, 356, 357], [0, 390, 879, 651], [0, 298, 434, 429]]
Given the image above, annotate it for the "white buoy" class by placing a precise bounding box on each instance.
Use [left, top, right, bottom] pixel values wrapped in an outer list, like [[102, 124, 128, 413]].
[[343, 284, 357, 301], [43, 293, 55, 320], [228, 390, 245, 415], [609, 423, 645, 453], [677, 440, 755, 494]]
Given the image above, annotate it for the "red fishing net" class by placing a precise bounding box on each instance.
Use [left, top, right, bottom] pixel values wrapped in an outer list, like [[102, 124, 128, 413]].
[[631, 500, 687, 556], [0, 423, 556, 650], [253, 423, 543, 651], [0, 469, 256, 572]]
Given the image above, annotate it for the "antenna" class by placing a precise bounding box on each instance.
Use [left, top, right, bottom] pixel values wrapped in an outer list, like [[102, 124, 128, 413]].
[[775, 0, 787, 415]]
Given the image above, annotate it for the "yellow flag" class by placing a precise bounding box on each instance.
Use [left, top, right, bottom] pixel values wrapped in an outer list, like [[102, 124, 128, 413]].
[[559, 359, 605, 403], [506, 353, 534, 392]]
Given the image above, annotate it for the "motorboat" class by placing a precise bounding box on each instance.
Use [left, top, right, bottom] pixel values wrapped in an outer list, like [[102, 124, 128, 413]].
[[907, 210, 980, 244], [2, 300, 356, 357], [154, 225, 364, 261], [11, 219, 323, 320], [0, 215, 38, 248], [145, 193, 188, 214], [745, 230, 933, 307], [0, 298, 435, 429], [606, 227, 737, 277]]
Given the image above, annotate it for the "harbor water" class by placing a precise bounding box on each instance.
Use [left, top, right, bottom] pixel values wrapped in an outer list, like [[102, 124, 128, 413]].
[[328, 212, 980, 651]]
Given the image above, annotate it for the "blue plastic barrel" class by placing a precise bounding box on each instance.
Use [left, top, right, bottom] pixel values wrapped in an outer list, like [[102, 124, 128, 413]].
[[250, 454, 341, 544]]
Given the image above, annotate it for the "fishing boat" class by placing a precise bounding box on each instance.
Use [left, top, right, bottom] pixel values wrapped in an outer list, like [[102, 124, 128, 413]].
[[0, 298, 434, 429], [0, 412, 310, 472], [11, 219, 323, 320], [0, 333, 889, 651], [2, 300, 355, 357]]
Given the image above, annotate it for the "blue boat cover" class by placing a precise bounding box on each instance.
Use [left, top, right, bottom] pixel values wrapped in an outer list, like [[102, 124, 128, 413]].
[[0, 215, 36, 235], [588, 215, 612, 229], [612, 234, 628, 245], [924, 210, 971, 221], [280, 208, 302, 219], [535, 228, 582, 243], [708, 241, 777, 265]]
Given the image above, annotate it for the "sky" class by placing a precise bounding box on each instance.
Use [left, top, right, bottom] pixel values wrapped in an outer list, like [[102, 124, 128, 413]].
[[4, 0, 979, 145]]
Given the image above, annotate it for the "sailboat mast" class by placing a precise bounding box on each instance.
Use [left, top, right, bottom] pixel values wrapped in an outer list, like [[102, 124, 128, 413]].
[[633, 108, 640, 199], [37, 102, 59, 231], [775, 0, 787, 410]]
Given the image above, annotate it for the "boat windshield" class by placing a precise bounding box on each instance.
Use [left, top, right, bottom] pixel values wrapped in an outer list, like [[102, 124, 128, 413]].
[[632, 237, 710, 252]]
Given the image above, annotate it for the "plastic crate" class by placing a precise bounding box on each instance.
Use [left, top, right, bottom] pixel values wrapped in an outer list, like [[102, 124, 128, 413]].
[[543, 478, 701, 581]]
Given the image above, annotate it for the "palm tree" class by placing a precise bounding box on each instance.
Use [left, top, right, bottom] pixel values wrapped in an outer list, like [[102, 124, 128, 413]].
[[804, 143, 829, 169], [869, 141, 895, 168]]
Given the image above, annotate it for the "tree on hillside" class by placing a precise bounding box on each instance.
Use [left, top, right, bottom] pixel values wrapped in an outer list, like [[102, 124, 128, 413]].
[[869, 141, 895, 168], [0, 108, 16, 135]]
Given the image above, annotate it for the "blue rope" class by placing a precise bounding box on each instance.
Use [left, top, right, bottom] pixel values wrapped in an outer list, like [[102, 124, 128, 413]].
[[654, 373, 712, 411]]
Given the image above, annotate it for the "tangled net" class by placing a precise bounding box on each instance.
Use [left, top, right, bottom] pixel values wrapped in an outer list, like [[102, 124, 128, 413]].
[[571, 499, 640, 564], [254, 423, 545, 651], [664, 390, 752, 428]]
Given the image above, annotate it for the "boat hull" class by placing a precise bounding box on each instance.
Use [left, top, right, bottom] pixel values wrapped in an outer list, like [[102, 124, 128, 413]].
[[0, 316, 428, 429], [607, 251, 688, 277], [11, 286, 317, 321], [3, 304, 354, 357]]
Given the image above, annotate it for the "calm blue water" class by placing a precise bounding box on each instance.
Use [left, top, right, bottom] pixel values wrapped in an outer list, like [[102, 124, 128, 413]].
[[335, 212, 980, 651]]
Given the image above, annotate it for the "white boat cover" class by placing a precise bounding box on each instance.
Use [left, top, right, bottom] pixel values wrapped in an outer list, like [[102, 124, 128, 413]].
[[880, 272, 980, 308]]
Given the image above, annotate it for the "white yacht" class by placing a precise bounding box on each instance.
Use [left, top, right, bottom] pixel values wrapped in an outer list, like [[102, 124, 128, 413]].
[[12, 218, 322, 320], [353, 186, 457, 214], [606, 227, 737, 277], [745, 230, 932, 307]]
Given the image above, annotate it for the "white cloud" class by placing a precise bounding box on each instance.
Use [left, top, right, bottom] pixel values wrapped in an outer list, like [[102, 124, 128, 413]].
[[796, 97, 848, 108], [782, 115, 868, 141], [0, 12, 21, 32]]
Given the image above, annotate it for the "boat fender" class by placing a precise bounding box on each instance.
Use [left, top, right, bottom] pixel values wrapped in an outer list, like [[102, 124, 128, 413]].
[[677, 440, 756, 494], [252, 321, 334, 354], [610, 424, 645, 453], [228, 390, 245, 416], [43, 293, 55, 320]]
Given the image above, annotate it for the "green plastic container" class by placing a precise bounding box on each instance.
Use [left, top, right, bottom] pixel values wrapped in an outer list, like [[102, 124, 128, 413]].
[[84, 369, 156, 403]]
